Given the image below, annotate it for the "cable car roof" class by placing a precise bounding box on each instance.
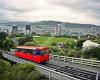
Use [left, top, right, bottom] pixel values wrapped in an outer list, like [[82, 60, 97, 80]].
[[17, 46, 48, 50]]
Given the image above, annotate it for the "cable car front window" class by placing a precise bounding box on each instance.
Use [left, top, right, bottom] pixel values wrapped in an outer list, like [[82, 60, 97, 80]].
[[42, 49, 50, 54], [27, 49, 33, 54]]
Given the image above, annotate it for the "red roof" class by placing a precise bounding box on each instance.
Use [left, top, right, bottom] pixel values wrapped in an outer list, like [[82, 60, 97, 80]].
[[17, 46, 48, 50]]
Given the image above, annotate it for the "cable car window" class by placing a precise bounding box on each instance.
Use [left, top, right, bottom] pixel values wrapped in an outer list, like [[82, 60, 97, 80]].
[[32, 50, 36, 55], [16, 48, 34, 54], [27, 49, 33, 54], [22, 49, 27, 53], [36, 49, 42, 55], [42, 50, 46, 54]]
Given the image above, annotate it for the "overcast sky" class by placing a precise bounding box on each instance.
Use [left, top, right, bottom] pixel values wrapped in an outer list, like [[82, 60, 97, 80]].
[[0, 0, 100, 25]]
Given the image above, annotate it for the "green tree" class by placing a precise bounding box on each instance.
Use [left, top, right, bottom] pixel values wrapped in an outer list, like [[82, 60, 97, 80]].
[[2, 38, 16, 51], [0, 32, 8, 49], [7, 63, 41, 80], [0, 32, 8, 41], [67, 49, 81, 57], [77, 39, 86, 49], [51, 42, 57, 46], [0, 60, 41, 80], [83, 47, 100, 60], [17, 38, 26, 45], [17, 36, 34, 46], [0, 59, 11, 79]]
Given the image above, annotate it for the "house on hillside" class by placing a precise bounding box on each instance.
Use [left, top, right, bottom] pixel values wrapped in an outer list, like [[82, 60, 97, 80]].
[[82, 40, 100, 50]]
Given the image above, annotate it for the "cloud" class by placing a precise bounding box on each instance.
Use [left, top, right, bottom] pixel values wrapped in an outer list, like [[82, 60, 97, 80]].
[[0, 0, 100, 25], [0, 0, 44, 12], [49, 0, 100, 18]]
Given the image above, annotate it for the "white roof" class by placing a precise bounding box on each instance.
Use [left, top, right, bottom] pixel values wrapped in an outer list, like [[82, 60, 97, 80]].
[[82, 40, 99, 50]]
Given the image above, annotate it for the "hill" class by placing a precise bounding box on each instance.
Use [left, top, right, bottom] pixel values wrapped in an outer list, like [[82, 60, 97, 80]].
[[0, 20, 100, 28]]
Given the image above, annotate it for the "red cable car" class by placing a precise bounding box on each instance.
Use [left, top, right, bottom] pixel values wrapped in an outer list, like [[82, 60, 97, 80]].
[[15, 46, 50, 63]]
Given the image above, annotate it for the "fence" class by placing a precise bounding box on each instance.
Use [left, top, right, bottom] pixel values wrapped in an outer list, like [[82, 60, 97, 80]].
[[50, 54, 100, 68]]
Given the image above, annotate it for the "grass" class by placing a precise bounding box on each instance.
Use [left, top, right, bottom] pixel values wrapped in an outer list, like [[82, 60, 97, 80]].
[[33, 36, 75, 46]]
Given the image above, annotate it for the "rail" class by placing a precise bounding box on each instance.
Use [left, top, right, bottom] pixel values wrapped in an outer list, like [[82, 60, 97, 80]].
[[2, 52, 79, 80], [50, 54, 100, 68]]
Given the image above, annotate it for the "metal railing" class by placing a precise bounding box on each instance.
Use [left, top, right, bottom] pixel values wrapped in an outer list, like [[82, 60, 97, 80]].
[[50, 54, 100, 68], [2, 52, 79, 80]]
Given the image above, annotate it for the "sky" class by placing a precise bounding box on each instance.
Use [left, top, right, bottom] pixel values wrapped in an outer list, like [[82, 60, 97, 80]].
[[0, 0, 100, 25]]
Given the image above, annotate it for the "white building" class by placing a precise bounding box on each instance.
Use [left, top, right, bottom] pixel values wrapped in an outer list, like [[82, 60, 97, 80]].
[[82, 40, 100, 50]]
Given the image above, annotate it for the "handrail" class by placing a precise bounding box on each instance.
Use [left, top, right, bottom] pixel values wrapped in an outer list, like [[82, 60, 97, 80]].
[[50, 54, 100, 68]]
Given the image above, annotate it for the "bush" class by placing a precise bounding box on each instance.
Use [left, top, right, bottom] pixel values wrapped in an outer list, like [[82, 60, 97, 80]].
[[24, 42, 37, 46], [2, 38, 16, 51], [51, 42, 57, 46], [67, 49, 81, 57], [17, 36, 33, 45], [0, 60, 41, 80], [77, 39, 86, 49], [83, 47, 100, 60], [17, 38, 26, 45]]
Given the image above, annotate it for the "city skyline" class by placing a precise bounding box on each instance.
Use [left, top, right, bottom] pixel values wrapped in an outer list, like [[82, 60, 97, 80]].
[[0, 0, 100, 25]]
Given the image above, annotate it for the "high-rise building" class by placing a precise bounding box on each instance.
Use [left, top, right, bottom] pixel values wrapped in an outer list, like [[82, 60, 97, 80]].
[[53, 24, 61, 36], [12, 26, 18, 35], [26, 24, 31, 34]]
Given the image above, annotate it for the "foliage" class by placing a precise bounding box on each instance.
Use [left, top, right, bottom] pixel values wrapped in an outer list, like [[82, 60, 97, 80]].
[[0, 32, 8, 42], [33, 36, 75, 46], [0, 59, 11, 68], [77, 39, 86, 49], [67, 49, 81, 57], [65, 40, 77, 49], [17, 36, 34, 46], [0, 32, 16, 50], [51, 42, 57, 46], [2, 38, 16, 51], [24, 42, 37, 46], [17, 37, 26, 45], [0, 59, 11, 79], [0, 60, 41, 80], [83, 47, 100, 60], [0, 32, 8, 49], [25, 36, 33, 42], [15, 34, 24, 37], [0, 52, 3, 59], [93, 38, 100, 44]]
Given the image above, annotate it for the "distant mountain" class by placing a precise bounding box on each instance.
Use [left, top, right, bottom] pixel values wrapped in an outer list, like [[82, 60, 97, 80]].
[[0, 21, 32, 26], [32, 20, 63, 26], [32, 20, 100, 28], [0, 20, 100, 28]]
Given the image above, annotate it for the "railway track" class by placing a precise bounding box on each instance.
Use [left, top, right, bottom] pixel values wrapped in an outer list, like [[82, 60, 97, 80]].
[[42, 63, 100, 80], [2, 51, 100, 80]]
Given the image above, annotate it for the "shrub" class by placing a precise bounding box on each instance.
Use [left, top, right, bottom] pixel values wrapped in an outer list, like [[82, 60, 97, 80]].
[[24, 42, 37, 46], [83, 47, 100, 60], [0, 61, 41, 80]]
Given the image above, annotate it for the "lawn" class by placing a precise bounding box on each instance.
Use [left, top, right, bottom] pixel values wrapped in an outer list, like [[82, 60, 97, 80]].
[[33, 36, 76, 46]]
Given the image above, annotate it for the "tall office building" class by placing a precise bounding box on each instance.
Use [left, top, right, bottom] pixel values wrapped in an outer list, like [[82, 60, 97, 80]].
[[12, 26, 18, 35], [53, 24, 61, 36], [26, 24, 31, 34]]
